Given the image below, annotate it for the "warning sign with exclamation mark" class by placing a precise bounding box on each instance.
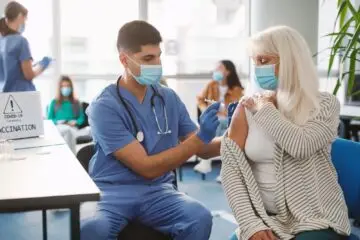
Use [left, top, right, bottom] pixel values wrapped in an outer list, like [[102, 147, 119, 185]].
[[3, 95, 22, 114]]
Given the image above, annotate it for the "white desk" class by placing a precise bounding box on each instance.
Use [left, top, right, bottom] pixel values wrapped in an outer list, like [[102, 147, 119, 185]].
[[0, 143, 100, 240], [12, 120, 65, 150]]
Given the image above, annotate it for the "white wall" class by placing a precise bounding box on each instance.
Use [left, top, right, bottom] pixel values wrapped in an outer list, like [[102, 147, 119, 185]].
[[250, 0, 319, 58]]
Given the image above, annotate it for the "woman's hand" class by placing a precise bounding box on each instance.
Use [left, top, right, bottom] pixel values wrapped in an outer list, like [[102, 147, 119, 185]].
[[241, 91, 276, 113], [249, 230, 277, 240], [67, 120, 77, 127], [228, 103, 248, 150]]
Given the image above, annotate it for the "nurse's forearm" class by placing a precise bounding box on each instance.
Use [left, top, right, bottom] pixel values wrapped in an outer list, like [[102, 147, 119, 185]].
[[196, 137, 221, 159], [21, 60, 43, 80], [144, 134, 205, 179], [32, 65, 44, 78]]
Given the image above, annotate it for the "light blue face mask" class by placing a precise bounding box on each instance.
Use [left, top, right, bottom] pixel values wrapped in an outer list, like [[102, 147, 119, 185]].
[[127, 56, 162, 86], [255, 64, 278, 90], [61, 87, 72, 97], [18, 24, 25, 34], [212, 71, 224, 82]]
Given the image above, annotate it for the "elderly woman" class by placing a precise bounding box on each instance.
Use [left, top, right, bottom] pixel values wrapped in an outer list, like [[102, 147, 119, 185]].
[[221, 26, 351, 240]]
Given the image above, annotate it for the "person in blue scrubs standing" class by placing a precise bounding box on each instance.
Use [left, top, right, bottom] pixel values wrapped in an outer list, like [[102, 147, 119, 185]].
[[81, 20, 222, 240], [0, 1, 52, 92]]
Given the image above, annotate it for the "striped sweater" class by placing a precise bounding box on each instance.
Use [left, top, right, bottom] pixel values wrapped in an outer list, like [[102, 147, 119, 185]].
[[220, 92, 351, 240]]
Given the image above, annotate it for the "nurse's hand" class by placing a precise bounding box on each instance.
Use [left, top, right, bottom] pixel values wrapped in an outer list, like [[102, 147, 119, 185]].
[[197, 102, 220, 144], [38, 56, 52, 69]]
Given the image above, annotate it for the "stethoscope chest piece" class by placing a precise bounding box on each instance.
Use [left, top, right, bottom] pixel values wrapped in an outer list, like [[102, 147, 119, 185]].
[[137, 131, 144, 142]]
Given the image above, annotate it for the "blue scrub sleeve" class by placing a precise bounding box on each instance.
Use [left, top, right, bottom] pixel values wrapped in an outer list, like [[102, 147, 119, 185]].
[[174, 93, 198, 138], [88, 101, 135, 156], [19, 38, 32, 62]]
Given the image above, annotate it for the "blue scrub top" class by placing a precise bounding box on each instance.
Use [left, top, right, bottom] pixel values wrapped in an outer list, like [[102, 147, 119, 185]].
[[87, 83, 198, 185], [0, 34, 34, 92]]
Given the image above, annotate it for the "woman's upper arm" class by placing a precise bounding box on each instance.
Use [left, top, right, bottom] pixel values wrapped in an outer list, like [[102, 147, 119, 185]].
[[76, 103, 85, 126], [47, 100, 56, 121], [252, 93, 340, 159], [197, 82, 211, 109]]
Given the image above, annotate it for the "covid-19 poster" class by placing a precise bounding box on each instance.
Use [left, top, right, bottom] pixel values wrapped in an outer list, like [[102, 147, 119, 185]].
[[0, 91, 44, 140]]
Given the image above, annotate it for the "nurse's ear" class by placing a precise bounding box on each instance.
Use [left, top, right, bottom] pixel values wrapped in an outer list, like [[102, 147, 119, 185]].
[[119, 52, 128, 68]]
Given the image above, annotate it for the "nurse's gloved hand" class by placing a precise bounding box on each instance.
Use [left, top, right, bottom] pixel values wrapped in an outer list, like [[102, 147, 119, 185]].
[[38, 56, 52, 69], [197, 102, 220, 144]]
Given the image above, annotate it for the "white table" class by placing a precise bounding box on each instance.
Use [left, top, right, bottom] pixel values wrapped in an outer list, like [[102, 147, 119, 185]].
[[1, 135, 100, 240], [12, 120, 66, 150]]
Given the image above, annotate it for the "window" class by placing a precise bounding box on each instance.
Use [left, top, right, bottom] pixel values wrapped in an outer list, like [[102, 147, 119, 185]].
[[60, 0, 139, 75], [18, 0, 53, 73], [148, 0, 249, 75], [17, 0, 54, 108], [318, 0, 339, 73]]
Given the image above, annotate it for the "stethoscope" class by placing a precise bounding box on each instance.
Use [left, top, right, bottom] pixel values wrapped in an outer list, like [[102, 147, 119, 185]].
[[116, 77, 171, 142]]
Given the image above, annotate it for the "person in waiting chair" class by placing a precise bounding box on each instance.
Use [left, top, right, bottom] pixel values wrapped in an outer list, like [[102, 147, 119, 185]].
[[222, 26, 350, 240], [47, 75, 85, 153], [194, 60, 244, 182]]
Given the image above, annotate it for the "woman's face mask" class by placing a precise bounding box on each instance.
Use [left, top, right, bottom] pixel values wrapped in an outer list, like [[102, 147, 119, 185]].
[[212, 71, 224, 82], [253, 54, 279, 90], [17, 14, 27, 34], [18, 23, 25, 33], [127, 56, 162, 86], [61, 87, 72, 97], [254, 64, 278, 90]]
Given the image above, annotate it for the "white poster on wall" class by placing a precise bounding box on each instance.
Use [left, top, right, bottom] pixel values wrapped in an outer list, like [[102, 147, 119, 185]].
[[0, 91, 44, 140]]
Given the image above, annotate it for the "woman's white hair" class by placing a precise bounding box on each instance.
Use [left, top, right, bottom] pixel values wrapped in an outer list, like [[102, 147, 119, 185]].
[[248, 26, 320, 125]]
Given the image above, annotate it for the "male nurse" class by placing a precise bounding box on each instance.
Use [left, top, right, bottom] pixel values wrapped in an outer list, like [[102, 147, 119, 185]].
[[81, 20, 222, 240]]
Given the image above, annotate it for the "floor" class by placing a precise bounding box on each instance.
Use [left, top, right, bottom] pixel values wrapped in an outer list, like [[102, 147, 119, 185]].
[[0, 162, 359, 240]]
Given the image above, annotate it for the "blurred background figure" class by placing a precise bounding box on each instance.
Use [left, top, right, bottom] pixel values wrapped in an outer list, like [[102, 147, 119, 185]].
[[47, 75, 87, 153], [194, 60, 244, 182], [0, 1, 52, 92]]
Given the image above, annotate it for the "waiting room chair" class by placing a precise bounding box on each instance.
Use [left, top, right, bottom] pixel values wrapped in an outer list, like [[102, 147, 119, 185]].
[[229, 138, 360, 240], [76, 102, 93, 144], [76, 144, 174, 240]]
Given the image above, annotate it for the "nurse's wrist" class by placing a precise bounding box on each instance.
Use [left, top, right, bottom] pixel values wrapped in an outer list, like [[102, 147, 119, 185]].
[[196, 131, 212, 145]]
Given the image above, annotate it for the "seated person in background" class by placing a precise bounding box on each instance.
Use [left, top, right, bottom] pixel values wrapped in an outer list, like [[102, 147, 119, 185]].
[[194, 60, 244, 181], [47, 75, 85, 153], [222, 26, 350, 240]]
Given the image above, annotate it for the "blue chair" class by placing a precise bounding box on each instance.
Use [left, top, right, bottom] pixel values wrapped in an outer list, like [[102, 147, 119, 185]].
[[332, 138, 360, 240], [229, 138, 360, 240]]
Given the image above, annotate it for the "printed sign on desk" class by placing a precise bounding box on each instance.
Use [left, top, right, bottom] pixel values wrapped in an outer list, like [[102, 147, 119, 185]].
[[0, 91, 44, 139]]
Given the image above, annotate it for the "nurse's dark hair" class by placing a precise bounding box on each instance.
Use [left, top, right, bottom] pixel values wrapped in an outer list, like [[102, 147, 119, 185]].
[[220, 60, 243, 90], [0, 1, 28, 36], [117, 20, 162, 53]]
